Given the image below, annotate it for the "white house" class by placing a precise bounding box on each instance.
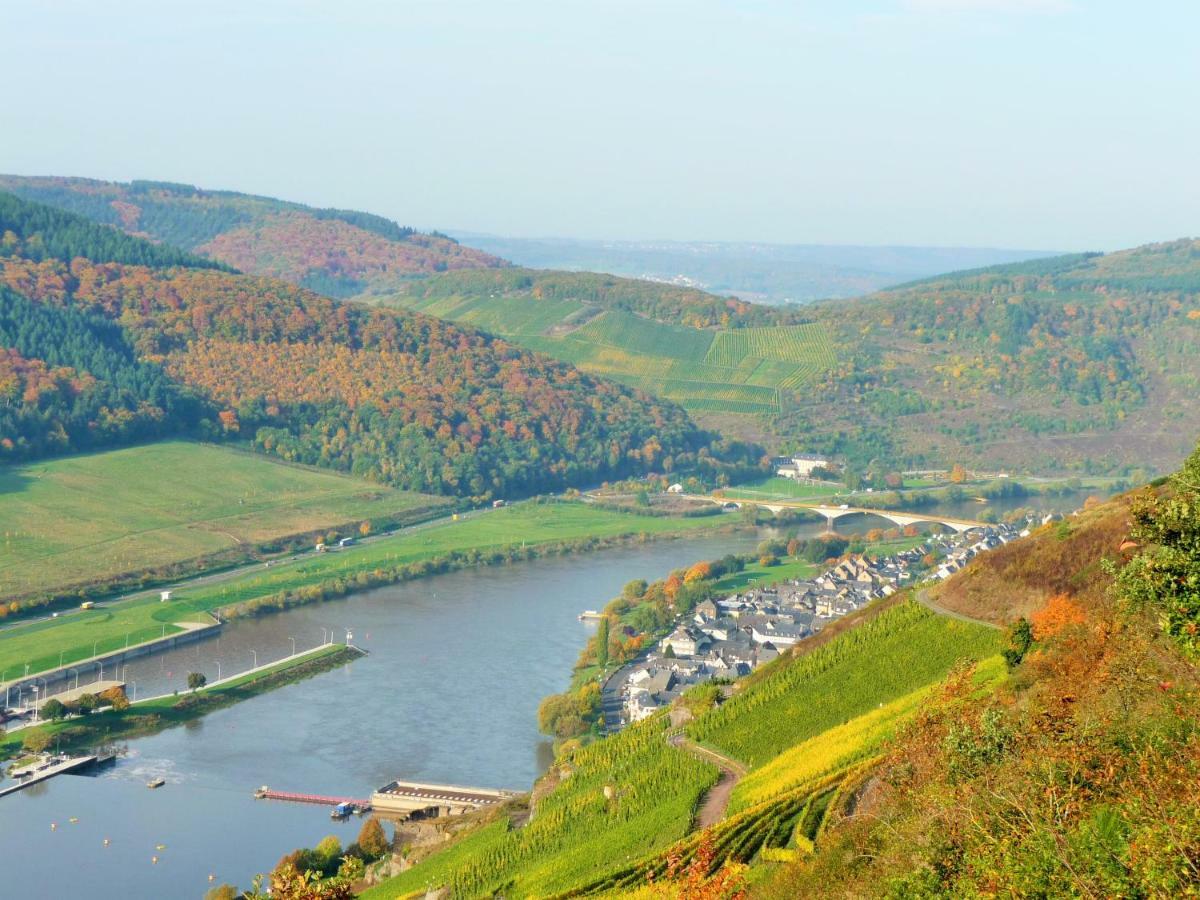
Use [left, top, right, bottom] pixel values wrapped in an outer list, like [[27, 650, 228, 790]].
[[775, 454, 830, 480]]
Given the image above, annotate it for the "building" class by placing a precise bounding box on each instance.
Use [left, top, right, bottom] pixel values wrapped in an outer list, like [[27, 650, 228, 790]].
[[775, 454, 830, 479]]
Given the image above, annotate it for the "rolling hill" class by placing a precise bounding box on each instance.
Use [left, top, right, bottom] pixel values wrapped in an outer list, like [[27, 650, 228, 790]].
[[0, 175, 505, 298], [9, 174, 1199, 477], [0, 191, 757, 502]]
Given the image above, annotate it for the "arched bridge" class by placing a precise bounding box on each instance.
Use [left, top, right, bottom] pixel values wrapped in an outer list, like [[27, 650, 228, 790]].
[[692, 495, 987, 534]]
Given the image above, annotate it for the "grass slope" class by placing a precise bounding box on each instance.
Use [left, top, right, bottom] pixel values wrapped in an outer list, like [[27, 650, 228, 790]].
[[0, 441, 447, 602], [388, 291, 838, 415]]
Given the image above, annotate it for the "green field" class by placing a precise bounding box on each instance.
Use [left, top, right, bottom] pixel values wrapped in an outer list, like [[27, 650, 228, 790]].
[[722, 476, 844, 502], [388, 292, 839, 415], [0, 502, 738, 680], [0, 442, 448, 602]]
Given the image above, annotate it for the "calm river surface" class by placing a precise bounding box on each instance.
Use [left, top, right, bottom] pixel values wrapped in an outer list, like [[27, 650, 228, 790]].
[[0, 493, 1088, 899]]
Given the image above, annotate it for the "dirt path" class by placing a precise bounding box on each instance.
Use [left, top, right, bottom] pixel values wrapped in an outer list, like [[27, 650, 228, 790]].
[[914, 587, 1002, 630], [668, 733, 748, 828]]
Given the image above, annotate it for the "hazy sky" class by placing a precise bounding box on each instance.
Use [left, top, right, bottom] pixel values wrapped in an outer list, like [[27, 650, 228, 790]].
[[4, 1, 1197, 250]]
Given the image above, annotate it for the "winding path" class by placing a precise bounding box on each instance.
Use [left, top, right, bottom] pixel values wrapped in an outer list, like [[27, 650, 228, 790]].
[[668, 732, 748, 828], [913, 588, 1002, 630]]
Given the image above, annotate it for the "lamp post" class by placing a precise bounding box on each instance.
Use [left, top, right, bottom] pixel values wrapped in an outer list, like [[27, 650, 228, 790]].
[[215, 661, 221, 681], [250, 650, 257, 669], [129, 681, 136, 702], [320, 627, 328, 645], [289, 637, 296, 657]]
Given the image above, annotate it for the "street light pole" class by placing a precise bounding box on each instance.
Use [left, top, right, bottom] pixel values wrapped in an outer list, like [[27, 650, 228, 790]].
[[289, 637, 296, 656], [216, 661, 221, 681], [251, 650, 257, 668]]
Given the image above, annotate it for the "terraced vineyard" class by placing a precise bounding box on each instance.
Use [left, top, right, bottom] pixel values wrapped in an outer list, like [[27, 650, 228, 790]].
[[364, 598, 1004, 898], [385, 293, 840, 415], [688, 600, 1003, 766]]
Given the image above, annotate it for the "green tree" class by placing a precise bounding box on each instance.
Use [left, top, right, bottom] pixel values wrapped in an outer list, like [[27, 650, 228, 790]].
[[22, 730, 52, 753], [40, 698, 68, 721], [75, 693, 99, 715], [203, 886, 239, 900], [595, 616, 610, 668], [1117, 443, 1200, 657], [187, 672, 208, 692]]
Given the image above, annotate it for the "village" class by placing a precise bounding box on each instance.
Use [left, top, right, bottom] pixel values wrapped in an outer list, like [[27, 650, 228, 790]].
[[608, 519, 1030, 729]]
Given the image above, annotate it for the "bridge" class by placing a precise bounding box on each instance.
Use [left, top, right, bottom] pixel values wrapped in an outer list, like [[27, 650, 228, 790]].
[[370, 779, 520, 818], [692, 495, 987, 533]]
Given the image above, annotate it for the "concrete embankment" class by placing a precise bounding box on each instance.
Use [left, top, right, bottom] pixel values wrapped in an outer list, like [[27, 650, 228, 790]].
[[1, 618, 221, 708]]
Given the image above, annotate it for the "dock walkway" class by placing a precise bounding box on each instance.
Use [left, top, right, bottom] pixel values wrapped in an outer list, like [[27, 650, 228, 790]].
[[0, 755, 98, 798]]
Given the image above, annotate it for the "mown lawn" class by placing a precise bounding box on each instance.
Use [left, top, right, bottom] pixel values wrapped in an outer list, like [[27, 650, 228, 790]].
[[0, 441, 447, 601]]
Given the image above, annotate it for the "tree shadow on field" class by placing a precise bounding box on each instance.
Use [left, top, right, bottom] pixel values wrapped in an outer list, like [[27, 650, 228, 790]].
[[0, 466, 34, 497]]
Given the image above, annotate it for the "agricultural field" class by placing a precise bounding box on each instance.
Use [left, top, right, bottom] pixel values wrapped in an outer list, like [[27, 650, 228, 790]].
[[384, 292, 840, 415], [0, 501, 738, 679], [0, 442, 448, 602], [361, 716, 718, 898], [687, 600, 1003, 766], [729, 655, 1005, 812]]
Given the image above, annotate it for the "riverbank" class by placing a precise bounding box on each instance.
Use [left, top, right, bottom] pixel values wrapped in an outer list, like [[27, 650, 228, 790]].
[[0, 644, 363, 761], [0, 501, 743, 685]]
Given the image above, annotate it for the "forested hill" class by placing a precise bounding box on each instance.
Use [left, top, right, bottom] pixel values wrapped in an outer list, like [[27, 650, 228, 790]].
[[0, 192, 759, 497], [0, 175, 505, 299], [784, 238, 1200, 475]]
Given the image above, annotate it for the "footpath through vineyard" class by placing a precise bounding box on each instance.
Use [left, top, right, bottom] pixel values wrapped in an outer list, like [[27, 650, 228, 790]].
[[668, 732, 749, 828]]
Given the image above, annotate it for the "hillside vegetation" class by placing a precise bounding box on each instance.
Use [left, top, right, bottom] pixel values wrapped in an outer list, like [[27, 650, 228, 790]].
[[361, 597, 1001, 897], [355, 441, 1200, 898], [388, 240, 1200, 476], [0, 175, 504, 297], [0, 441, 447, 604], [0, 192, 756, 500]]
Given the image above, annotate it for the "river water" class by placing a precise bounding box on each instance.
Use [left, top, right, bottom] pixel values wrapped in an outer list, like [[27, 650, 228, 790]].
[[0, 493, 1087, 899]]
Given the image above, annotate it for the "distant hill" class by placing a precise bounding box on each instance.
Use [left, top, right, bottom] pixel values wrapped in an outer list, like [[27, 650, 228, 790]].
[[11, 175, 1197, 477], [0, 175, 505, 298], [0, 192, 758, 498], [384, 241, 1200, 477], [449, 233, 1060, 303]]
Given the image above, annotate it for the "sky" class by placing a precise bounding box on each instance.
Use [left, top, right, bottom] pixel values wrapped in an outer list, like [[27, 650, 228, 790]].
[[3, 0, 1197, 250]]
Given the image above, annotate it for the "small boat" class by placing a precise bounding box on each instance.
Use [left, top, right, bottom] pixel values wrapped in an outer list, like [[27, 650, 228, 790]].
[[578, 610, 603, 621], [146, 777, 165, 789], [331, 802, 354, 819]]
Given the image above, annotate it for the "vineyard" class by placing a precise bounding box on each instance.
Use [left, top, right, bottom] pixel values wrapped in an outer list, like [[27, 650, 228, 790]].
[[687, 600, 1004, 766], [554, 756, 881, 896], [729, 654, 1005, 812], [384, 293, 841, 415], [360, 716, 718, 898]]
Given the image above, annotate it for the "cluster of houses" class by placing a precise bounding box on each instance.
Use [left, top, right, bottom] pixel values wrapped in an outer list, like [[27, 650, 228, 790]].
[[614, 521, 1024, 727]]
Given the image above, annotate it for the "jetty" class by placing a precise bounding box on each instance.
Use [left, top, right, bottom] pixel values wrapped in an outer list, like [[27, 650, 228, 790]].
[[254, 787, 371, 810], [0, 754, 104, 798]]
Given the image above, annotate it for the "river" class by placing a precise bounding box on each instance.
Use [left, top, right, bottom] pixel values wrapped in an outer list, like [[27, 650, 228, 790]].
[[0, 492, 1088, 898]]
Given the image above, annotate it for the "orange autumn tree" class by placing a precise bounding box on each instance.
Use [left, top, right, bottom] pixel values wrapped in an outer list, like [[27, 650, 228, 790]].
[[684, 561, 713, 584], [1030, 593, 1087, 640]]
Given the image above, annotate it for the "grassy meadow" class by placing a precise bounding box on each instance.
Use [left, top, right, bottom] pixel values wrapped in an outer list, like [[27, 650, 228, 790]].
[[0, 442, 448, 601], [388, 292, 839, 415]]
